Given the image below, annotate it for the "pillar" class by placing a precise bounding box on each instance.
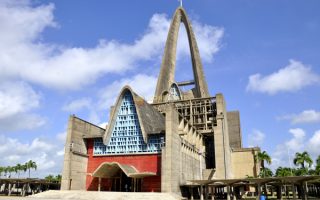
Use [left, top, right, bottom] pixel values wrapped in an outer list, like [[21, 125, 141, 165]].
[[205, 185, 209, 200], [98, 177, 101, 192], [200, 185, 204, 200], [292, 183, 297, 199], [190, 187, 194, 200], [211, 186, 215, 200], [227, 186, 231, 200], [256, 184, 261, 200], [276, 185, 282, 200]]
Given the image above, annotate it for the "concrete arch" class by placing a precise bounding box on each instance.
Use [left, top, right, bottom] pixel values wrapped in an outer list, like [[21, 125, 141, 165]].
[[153, 7, 209, 103]]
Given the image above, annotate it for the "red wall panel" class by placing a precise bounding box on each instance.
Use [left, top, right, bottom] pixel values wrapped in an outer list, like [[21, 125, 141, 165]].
[[86, 139, 161, 192]]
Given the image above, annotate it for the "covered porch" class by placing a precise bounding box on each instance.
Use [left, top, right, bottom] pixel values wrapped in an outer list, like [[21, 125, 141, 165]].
[[90, 162, 156, 192], [184, 175, 320, 200]]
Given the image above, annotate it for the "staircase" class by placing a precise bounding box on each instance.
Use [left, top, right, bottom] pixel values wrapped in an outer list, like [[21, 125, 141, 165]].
[[26, 190, 181, 200]]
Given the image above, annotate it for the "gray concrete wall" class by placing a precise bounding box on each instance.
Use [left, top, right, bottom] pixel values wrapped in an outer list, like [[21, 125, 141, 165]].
[[161, 105, 181, 193], [161, 105, 205, 193], [213, 93, 233, 179], [61, 116, 105, 190], [227, 111, 242, 149]]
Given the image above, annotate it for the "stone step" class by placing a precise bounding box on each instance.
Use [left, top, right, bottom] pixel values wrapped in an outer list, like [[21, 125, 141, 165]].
[[24, 190, 181, 200]]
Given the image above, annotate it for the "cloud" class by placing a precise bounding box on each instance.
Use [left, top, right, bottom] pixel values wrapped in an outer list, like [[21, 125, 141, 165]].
[[247, 60, 320, 95], [308, 130, 320, 155], [0, 134, 64, 177], [98, 74, 158, 110], [62, 98, 91, 112], [0, 1, 223, 90], [0, 81, 45, 131], [277, 109, 320, 124], [270, 128, 320, 170], [247, 129, 265, 147]]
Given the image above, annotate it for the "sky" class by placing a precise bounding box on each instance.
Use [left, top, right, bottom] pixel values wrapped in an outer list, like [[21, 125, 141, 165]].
[[0, 0, 319, 178]]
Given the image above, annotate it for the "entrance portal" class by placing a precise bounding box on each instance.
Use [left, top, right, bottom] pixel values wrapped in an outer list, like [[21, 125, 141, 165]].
[[110, 171, 141, 192], [92, 162, 153, 192]]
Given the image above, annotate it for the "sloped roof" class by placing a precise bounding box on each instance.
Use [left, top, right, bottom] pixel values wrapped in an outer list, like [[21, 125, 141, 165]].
[[103, 86, 165, 144], [92, 162, 156, 178]]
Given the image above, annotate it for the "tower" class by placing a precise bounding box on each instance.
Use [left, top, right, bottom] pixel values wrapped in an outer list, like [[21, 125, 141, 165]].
[[153, 7, 209, 103]]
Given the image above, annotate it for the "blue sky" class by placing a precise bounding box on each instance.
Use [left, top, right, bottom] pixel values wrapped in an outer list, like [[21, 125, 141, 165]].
[[0, 0, 319, 177]]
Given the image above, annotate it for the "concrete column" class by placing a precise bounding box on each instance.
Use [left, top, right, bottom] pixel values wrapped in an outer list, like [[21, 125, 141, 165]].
[[227, 186, 231, 200], [8, 183, 12, 196], [256, 184, 261, 200], [292, 183, 297, 199], [205, 185, 209, 200], [211, 186, 215, 200], [302, 182, 308, 200], [190, 187, 194, 200], [98, 177, 101, 192], [200, 185, 204, 200], [276, 185, 282, 200], [232, 186, 236, 200]]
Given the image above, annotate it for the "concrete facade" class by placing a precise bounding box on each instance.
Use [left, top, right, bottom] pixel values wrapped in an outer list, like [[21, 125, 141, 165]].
[[61, 6, 260, 196]]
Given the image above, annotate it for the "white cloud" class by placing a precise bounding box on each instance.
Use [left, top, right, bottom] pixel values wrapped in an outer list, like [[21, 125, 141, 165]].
[[247, 129, 265, 147], [62, 98, 91, 112], [56, 132, 66, 142], [0, 81, 45, 131], [285, 128, 305, 151], [98, 74, 158, 110], [0, 1, 223, 90], [270, 128, 320, 170], [247, 60, 320, 95], [177, 21, 224, 63], [278, 110, 320, 124], [0, 81, 40, 119], [0, 134, 64, 177], [308, 130, 320, 155]]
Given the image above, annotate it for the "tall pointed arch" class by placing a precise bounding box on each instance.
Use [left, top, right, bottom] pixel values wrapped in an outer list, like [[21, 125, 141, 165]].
[[153, 7, 209, 103]]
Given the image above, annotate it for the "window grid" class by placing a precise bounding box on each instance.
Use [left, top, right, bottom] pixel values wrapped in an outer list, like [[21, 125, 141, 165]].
[[93, 91, 164, 155]]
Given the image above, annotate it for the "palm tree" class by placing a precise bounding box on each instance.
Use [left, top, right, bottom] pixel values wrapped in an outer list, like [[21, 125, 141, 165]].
[[45, 174, 54, 182], [55, 174, 62, 183], [255, 151, 272, 173], [15, 164, 23, 178], [260, 167, 273, 178], [6, 166, 14, 178], [293, 151, 313, 169], [25, 160, 37, 178], [275, 167, 293, 177], [0, 167, 4, 178]]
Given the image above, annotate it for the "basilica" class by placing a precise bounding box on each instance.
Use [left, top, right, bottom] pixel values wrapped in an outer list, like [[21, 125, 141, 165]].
[[61, 6, 260, 195]]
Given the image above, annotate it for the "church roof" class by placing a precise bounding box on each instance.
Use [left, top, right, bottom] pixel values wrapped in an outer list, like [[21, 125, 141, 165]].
[[103, 85, 165, 144]]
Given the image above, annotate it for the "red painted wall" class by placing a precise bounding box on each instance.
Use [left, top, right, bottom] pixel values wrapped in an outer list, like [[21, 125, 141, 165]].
[[86, 139, 161, 192]]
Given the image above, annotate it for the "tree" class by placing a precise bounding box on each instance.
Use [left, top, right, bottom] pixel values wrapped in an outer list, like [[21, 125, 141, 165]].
[[15, 164, 23, 178], [25, 160, 37, 178], [255, 151, 272, 169], [0, 167, 4, 178], [293, 151, 313, 169], [315, 155, 320, 175], [45, 174, 54, 182], [255, 151, 272, 178], [259, 167, 273, 178], [6, 166, 14, 178], [55, 174, 62, 183], [275, 167, 293, 177]]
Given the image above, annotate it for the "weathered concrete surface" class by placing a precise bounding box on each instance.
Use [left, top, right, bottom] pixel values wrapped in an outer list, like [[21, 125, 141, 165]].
[[61, 116, 105, 190], [23, 190, 180, 200], [154, 7, 209, 103], [227, 111, 242, 149]]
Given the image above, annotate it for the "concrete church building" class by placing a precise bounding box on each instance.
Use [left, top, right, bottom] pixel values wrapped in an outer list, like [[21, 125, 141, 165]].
[[61, 7, 260, 194]]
